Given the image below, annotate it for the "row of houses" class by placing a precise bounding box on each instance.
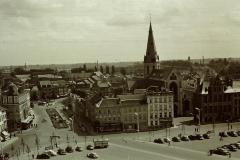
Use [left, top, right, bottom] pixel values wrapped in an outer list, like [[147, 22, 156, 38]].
[[71, 86, 174, 132]]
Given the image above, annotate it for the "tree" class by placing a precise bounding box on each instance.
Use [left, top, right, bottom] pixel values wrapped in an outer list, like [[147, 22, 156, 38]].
[[26, 145, 31, 160], [111, 65, 115, 75], [11, 144, 15, 158], [20, 138, 25, 153], [83, 64, 87, 71], [35, 135, 40, 154], [106, 65, 110, 74], [100, 65, 104, 73], [120, 67, 126, 75]]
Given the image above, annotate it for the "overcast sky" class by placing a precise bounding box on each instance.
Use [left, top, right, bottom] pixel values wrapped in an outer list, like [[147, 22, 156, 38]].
[[1, 0, 240, 66]]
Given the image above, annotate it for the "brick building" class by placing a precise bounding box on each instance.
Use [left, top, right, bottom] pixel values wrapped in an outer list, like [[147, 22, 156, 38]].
[[199, 76, 240, 123]]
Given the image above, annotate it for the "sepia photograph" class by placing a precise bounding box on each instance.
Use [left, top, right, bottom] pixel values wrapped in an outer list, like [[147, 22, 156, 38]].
[[0, 0, 240, 160]]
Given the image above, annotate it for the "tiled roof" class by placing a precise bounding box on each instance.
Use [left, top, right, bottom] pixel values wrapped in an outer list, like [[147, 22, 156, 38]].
[[132, 78, 165, 89]]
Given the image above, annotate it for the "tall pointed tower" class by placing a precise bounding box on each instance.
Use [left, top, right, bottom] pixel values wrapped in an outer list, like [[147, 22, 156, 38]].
[[144, 21, 160, 77]]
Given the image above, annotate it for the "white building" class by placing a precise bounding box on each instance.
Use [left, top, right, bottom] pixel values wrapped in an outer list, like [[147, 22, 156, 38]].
[[146, 86, 174, 128]]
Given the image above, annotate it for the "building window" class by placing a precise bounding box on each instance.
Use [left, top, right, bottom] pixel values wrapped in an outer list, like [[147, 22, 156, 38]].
[[169, 112, 172, 117], [159, 113, 162, 117], [164, 112, 167, 117], [155, 121, 158, 125], [3, 97, 7, 104], [151, 121, 154, 126], [8, 96, 13, 104]]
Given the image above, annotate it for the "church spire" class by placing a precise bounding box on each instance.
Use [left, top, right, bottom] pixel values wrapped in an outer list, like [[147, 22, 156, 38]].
[[144, 21, 159, 63], [143, 21, 160, 78]]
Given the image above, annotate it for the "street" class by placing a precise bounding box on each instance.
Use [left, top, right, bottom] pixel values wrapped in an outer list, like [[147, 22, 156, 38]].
[[4, 98, 240, 160]]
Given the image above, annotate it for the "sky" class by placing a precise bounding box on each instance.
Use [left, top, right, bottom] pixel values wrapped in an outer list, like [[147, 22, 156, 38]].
[[1, 0, 240, 66]]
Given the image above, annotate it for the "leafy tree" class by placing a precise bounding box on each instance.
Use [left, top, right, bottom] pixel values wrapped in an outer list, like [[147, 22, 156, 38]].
[[120, 67, 126, 75], [100, 65, 104, 73], [111, 65, 115, 75], [83, 64, 87, 71], [35, 135, 40, 154], [20, 138, 25, 153], [106, 65, 110, 74]]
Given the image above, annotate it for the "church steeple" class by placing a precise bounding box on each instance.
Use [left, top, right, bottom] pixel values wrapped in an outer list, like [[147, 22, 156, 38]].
[[144, 21, 159, 63], [144, 21, 160, 78]]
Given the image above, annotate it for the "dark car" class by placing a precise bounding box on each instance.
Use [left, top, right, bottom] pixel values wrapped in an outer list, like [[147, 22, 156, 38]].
[[57, 148, 66, 155], [236, 131, 240, 136], [203, 133, 210, 139], [36, 153, 50, 159], [219, 131, 228, 137], [75, 146, 83, 152], [87, 152, 99, 159], [172, 137, 181, 142], [87, 145, 94, 150], [154, 138, 164, 144], [65, 146, 74, 153], [196, 134, 204, 140], [181, 136, 189, 141], [231, 143, 240, 149], [212, 148, 230, 156], [227, 131, 238, 137], [188, 135, 197, 140], [163, 138, 171, 143], [224, 145, 238, 152], [0, 153, 9, 160]]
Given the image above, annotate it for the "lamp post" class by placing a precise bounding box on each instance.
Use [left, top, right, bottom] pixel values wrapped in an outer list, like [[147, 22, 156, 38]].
[[195, 108, 201, 133], [134, 112, 139, 138]]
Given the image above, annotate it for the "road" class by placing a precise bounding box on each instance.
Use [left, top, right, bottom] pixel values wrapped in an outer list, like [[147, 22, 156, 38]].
[[3, 98, 240, 160]]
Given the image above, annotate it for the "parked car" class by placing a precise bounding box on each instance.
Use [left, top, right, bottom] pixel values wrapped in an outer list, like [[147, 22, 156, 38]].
[[0, 153, 9, 160], [172, 137, 181, 142], [163, 138, 171, 143], [188, 135, 197, 140], [236, 130, 240, 136], [203, 133, 210, 139], [196, 134, 204, 140], [44, 150, 57, 156], [231, 143, 240, 149], [75, 146, 83, 152], [212, 148, 230, 156], [227, 131, 238, 137], [223, 145, 238, 152], [65, 146, 74, 153], [154, 138, 164, 144], [181, 136, 189, 141], [87, 145, 94, 150], [36, 153, 50, 159], [219, 131, 228, 137], [87, 152, 99, 159], [57, 148, 66, 155]]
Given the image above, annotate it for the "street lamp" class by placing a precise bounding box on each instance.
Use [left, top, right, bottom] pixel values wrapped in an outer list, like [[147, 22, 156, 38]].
[[134, 112, 139, 137], [195, 108, 201, 132]]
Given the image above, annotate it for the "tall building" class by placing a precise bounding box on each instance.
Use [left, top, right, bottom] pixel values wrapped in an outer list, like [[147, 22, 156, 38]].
[[1, 83, 31, 131], [199, 76, 240, 123], [144, 22, 160, 77]]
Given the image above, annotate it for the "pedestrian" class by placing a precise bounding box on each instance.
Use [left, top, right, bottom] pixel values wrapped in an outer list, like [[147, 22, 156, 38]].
[[230, 125, 232, 130], [32, 154, 34, 159]]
